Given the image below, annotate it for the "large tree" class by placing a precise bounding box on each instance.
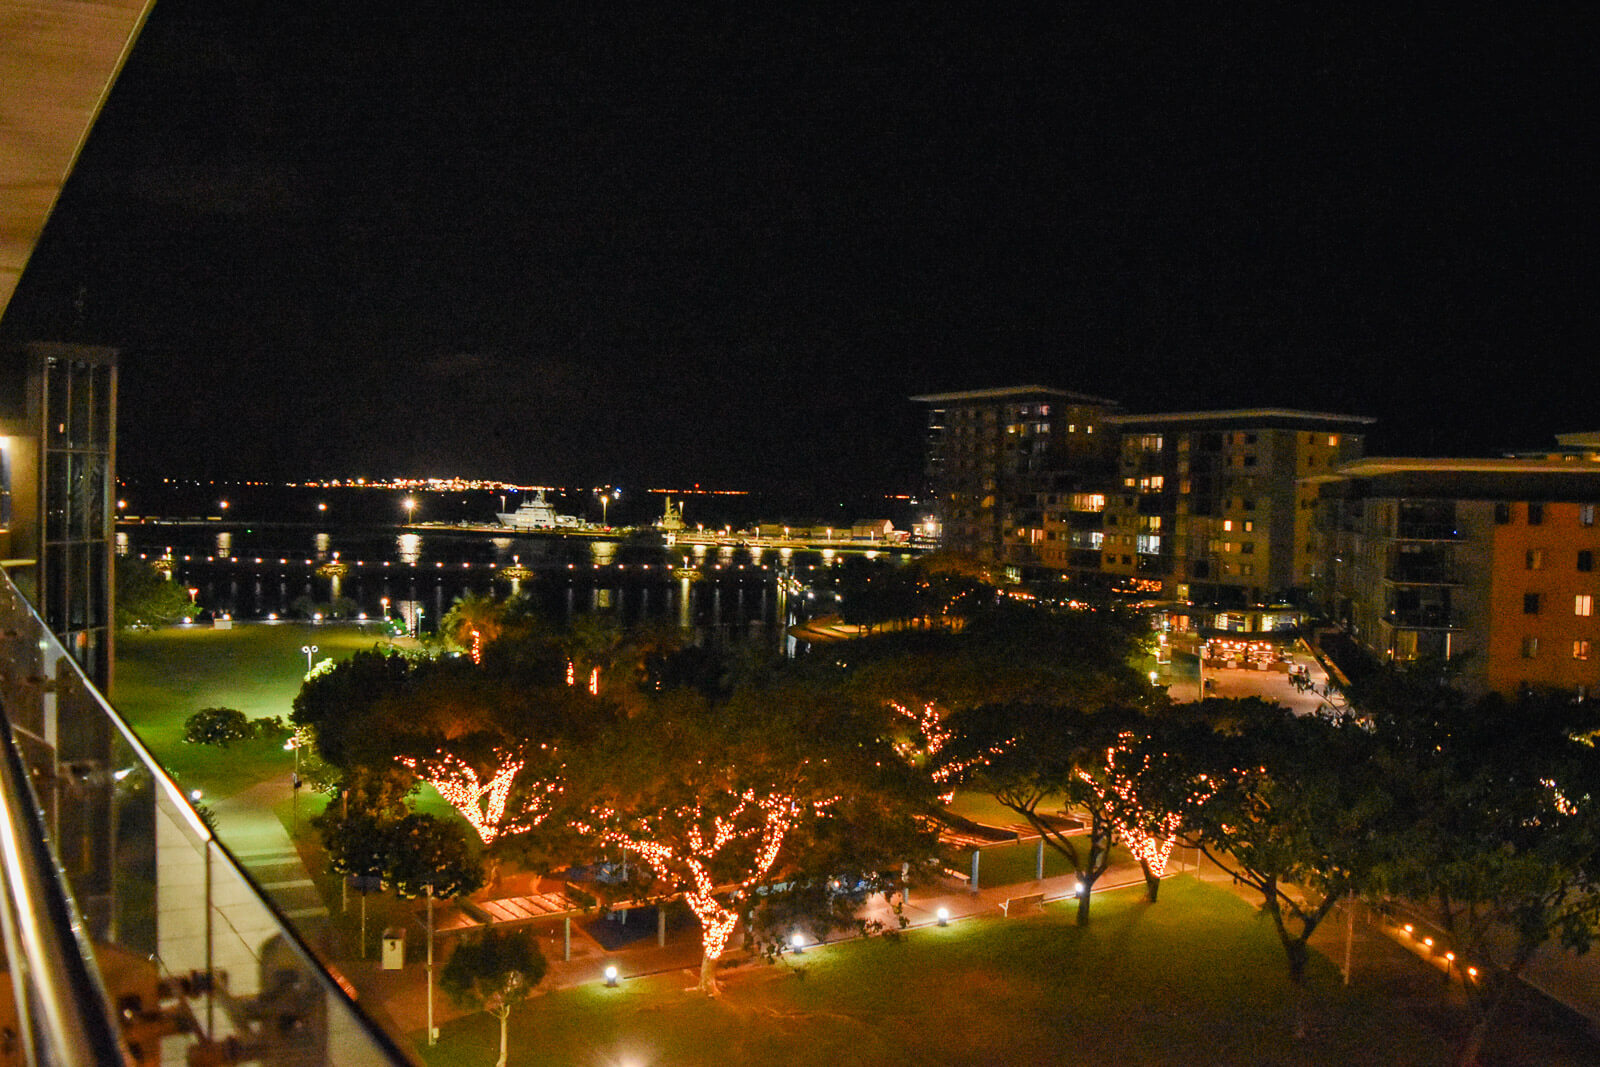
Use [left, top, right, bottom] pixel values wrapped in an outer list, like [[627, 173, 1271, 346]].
[[1165, 703, 1396, 1034], [580, 685, 929, 995], [1357, 675, 1600, 1065], [114, 557, 200, 629], [942, 702, 1140, 925]]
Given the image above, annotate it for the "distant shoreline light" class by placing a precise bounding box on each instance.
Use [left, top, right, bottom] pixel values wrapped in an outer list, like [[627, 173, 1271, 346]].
[[119, 477, 915, 500]]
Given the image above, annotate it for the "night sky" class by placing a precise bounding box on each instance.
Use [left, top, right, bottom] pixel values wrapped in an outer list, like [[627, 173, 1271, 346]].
[[1, 4, 1593, 494]]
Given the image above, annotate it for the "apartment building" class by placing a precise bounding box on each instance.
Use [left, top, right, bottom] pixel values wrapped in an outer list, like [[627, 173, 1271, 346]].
[[912, 386, 1121, 575], [912, 388, 1373, 608], [1099, 410, 1372, 603], [1314, 455, 1600, 697]]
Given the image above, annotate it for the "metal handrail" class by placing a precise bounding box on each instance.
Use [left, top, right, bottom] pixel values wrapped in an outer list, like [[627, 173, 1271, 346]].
[[0, 568, 416, 1065], [0, 706, 129, 1066]]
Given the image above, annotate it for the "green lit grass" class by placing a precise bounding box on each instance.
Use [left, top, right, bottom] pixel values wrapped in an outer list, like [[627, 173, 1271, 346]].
[[112, 620, 396, 798], [944, 788, 1060, 831], [417, 878, 1452, 1067]]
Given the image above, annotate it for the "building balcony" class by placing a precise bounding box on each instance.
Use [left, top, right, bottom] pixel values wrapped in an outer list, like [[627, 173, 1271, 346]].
[[1382, 569, 1463, 586], [1392, 522, 1461, 541], [1383, 609, 1461, 630]]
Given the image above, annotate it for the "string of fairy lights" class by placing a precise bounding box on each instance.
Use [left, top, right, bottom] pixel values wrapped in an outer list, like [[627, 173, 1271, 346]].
[[1076, 742, 1215, 878], [597, 790, 818, 962], [397, 748, 563, 845]]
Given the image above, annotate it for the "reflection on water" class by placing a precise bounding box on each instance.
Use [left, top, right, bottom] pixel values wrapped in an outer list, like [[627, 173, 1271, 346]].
[[115, 523, 896, 657]]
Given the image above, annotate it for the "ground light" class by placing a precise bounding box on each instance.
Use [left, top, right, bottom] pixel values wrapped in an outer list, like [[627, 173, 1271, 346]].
[[790, 933, 806, 955], [604, 965, 619, 988], [936, 907, 949, 927]]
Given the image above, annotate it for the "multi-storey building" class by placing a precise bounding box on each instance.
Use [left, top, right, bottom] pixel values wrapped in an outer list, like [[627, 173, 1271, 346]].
[[911, 389, 1373, 609], [1314, 455, 1600, 698], [911, 386, 1120, 576], [1099, 410, 1372, 603]]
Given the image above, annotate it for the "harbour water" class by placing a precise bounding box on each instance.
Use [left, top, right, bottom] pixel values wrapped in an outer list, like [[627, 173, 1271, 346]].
[[117, 518, 845, 655]]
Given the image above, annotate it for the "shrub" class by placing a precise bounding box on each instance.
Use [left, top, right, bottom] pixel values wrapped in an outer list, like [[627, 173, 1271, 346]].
[[183, 707, 255, 748]]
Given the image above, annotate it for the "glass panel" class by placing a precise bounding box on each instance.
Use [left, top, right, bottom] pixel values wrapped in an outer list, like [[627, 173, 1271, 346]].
[[1, 570, 409, 1064]]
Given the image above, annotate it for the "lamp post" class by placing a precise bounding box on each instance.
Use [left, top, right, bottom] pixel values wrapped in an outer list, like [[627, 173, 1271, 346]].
[[598, 487, 620, 527], [403, 497, 417, 524], [301, 644, 318, 672], [425, 883, 437, 1044], [285, 737, 303, 832]]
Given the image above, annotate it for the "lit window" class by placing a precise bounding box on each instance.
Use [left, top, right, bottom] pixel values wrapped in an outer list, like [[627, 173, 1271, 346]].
[[1223, 520, 1234, 532], [1577, 595, 1594, 617], [1583, 504, 1596, 526], [1576, 640, 1592, 660], [1527, 549, 1544, 570], [1328, 435, 1339, 447], [1244, 520, 1254, 532], [1523, 636, 1539, 658]]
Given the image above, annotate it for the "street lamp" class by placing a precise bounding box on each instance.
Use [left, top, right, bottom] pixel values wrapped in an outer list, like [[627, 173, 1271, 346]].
[[285, 736, 303, 831], [598, 487, 620, 527], [403, 497, 417, 523], [301, 644, 318, 671]]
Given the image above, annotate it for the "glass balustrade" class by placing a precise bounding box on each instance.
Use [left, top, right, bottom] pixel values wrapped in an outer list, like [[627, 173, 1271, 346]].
[[0, 570, 411, 1065]]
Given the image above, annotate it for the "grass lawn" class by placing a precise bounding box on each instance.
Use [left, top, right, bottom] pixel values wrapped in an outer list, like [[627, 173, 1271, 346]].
[[944, 788, 1063, 831], [113, 620, 400, 798], [417, 878, 1453, 1067]]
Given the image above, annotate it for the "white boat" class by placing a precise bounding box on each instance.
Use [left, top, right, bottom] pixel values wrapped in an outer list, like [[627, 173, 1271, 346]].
[[496, 491, 583, 530]]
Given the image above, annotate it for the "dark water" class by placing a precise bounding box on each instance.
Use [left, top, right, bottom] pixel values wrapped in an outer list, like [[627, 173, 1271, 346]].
[[117, 519, 845, 654]]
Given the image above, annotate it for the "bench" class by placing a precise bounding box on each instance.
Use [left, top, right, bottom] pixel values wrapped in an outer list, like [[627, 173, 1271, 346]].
[[1000, 892, 1045, 917]]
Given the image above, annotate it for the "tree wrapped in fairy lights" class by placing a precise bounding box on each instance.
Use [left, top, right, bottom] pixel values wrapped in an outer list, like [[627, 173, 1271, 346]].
[[398, 744, 564, 845], [598, 787, 819, 994], [941, 702, 1142, 926], [581, 686, 923, 995], [1080, 733, 1215, 902]]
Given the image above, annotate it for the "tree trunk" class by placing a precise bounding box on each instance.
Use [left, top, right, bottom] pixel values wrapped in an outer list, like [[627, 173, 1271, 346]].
[[495, 1006, 511, 1067], [699, 952, 721, 996], [1075, 882, 1093, 926], [1456, 969, 1516, 1066], [1139, 858, 1161, 902]]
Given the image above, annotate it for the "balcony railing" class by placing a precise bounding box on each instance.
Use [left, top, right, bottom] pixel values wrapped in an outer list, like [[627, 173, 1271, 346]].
[[0, 568, 412, 1065]]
